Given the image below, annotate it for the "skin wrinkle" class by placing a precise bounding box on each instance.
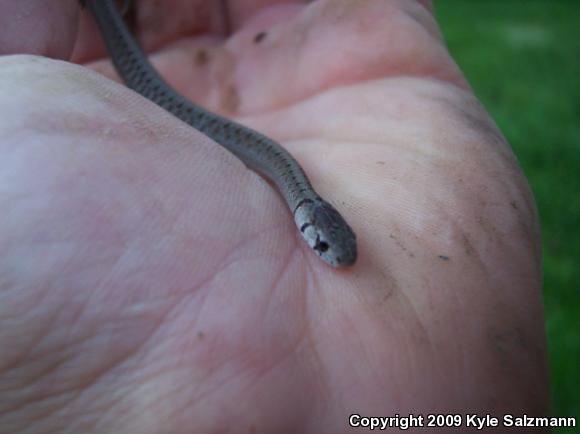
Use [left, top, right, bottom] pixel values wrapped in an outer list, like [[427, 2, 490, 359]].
[[184, 341, 271, 413], [87, 388, 133, 433], [299, 310, 332, 427], [442, 120, 520, 222], [4, 361, 86, 426], [359, 311, 414, 405], [168, 245, 255, 336], [174, 351, 238, 407], [325, 312, 375, 398], [380, 295, 435, 377], [3, 305, 83, 390], [245, 332, 307, 394], [390, 95, 532, 270], [256, 256, 301, 354], [44, 313, 112, 387], [388, 233, 416, 258], [367, 165, 453, 257], [61, 325, 148, 396], [432, 204, 489, 277], [153, 379, 205, 427], [419, 270, 465, 355], [300, 344, 331, 430], [450, 115, 521, 187], [491, 327, 528, 360], [26, 281, 181, 420], [485, 325, 544, 414], [115, 306, 185, 374], [182, 238, 302, 379], [221, 82, 241, 114], [347, 248, 397, 303], [0, 285, 58, 373], [444, 166, 536, 268]]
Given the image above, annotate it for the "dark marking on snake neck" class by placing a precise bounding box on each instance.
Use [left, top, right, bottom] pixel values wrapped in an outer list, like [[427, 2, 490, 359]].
[[293, 198, 314, 215]]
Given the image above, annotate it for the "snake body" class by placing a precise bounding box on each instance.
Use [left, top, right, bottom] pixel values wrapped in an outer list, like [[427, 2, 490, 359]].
[[83, 0, 357, 267]]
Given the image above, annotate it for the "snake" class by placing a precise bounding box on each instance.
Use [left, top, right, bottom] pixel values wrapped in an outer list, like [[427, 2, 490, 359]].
[[81, 0, 357, 267]]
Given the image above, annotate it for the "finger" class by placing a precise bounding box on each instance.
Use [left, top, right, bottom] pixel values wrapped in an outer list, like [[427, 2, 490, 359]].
[[0, 0, 79, 59], [74, 0, 311, 109], [82, 0, 466, 117], [221, 0, 468, 112], [115, 0, 311, 50]]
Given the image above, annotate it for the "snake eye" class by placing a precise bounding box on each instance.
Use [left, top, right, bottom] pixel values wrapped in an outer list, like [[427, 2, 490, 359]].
[[318, 241, 329, 252]]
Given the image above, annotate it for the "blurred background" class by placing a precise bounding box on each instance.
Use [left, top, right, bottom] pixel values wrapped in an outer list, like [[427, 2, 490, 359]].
[[434, 0, 579, 427]]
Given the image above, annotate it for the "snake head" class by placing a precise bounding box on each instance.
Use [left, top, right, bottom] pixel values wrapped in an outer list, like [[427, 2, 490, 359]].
[[294, 199, 357, 268]]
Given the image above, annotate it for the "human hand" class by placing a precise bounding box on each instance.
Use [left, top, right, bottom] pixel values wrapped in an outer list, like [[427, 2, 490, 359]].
[[0, 1, 548, 432]]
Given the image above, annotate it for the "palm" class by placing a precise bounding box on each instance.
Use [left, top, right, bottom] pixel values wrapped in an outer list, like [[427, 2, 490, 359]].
[[0, 1, 548, 433]]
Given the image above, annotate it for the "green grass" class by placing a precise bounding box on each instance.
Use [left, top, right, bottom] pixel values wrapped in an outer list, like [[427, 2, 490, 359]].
[[434, 0, 580, 427]]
